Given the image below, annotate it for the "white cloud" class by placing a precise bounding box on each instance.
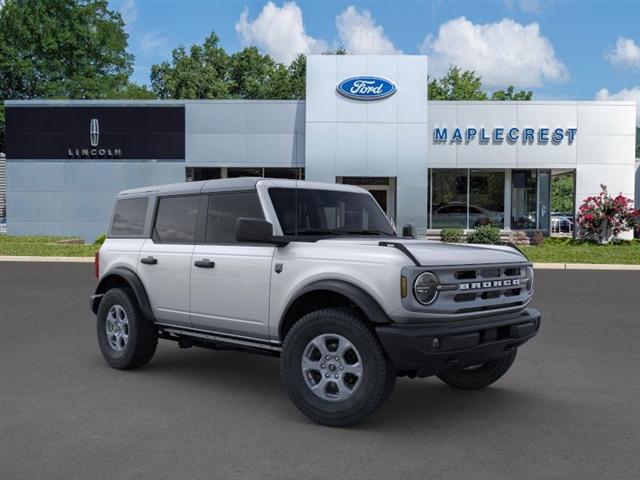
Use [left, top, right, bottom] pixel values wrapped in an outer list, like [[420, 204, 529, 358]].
[[140, 30, 168, 56], [605, 37, 640, 70], [595, 86, 640, 124], [119, 0, 138, 33], [504, 0, 542, 14], [235, 1, 326, 64], [335, 6, 401, 55], [420, 17, 568, 89]]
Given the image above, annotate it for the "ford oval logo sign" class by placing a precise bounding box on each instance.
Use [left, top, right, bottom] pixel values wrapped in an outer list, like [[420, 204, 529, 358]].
[[337, 76, 397, 101]]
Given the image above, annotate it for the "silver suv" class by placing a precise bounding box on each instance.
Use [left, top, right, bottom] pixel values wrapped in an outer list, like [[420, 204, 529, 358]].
[[91, 178, 540, 427]]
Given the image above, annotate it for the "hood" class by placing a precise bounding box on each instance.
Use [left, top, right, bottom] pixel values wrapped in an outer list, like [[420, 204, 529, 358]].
[[315, 238, 527, 266]]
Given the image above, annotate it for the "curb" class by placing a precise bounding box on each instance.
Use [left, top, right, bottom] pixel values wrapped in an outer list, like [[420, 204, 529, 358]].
[[0, 256, 94, 263], [0, 256, 638, 270], [532, 263, 640, 271]]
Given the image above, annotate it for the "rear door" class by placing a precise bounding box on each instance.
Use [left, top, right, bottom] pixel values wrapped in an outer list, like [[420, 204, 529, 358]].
[[190, 191, 275, 340], [137, 194, 200, 327]]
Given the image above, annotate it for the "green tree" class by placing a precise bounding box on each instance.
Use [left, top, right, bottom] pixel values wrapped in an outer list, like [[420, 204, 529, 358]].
[[491, 86, 533, 101], [428, 66, 533, 102], [150, 33, 230, 99], [551, 174, 575, 213], [150, 33, 309, 100], [228, 47, 286, 99], [428, 66, 488, 101], [288, 54, 307, 100], [0, 0, 133, 99], [0, 0, 140, 151]]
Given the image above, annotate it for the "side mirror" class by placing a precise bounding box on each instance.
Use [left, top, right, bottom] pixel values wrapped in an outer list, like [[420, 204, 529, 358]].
[[402, 223, 416, 239], [236, 217, 274, 243]]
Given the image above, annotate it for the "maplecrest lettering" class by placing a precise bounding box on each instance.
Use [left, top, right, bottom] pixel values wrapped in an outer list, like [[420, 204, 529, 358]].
[[433, 127, 577, 145]]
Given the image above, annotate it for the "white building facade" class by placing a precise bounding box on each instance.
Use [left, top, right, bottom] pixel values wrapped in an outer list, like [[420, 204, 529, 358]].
[[3, 54, 637, 241]]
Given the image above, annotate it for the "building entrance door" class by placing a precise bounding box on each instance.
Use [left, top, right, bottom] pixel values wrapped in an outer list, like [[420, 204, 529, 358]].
[[337, 177, 396, 226]]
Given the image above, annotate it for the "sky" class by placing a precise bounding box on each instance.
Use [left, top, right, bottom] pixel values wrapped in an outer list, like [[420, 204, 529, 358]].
[[112, 0, 640, 123]]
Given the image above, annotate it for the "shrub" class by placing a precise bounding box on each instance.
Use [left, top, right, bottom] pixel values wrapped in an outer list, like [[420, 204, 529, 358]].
[[530, 231, 546, 246], [94, 234, 107, 245], [508, 230, 529, 246], [577, 184, 639, 244], [440, 228, 464, 243], [467, 225, 500, 245]]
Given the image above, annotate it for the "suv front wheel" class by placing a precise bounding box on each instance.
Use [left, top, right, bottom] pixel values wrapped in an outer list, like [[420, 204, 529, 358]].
[[96, 287, 158, 370], [281, 308, 396, 427], [436, 349, 517, 390]]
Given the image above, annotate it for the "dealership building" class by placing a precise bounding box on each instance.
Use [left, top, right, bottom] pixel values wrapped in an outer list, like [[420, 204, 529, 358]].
[[3, 55, 638, 242]]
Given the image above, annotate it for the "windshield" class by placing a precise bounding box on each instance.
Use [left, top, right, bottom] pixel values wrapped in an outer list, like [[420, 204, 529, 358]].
[[268, 188, 396, 237]]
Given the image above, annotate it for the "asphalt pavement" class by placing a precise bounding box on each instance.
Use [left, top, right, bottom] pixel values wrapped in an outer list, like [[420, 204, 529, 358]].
[[1, 262, 639, 480]]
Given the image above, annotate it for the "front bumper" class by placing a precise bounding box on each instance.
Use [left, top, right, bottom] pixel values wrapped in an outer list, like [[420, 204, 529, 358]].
[[375, 308, 541, 378]]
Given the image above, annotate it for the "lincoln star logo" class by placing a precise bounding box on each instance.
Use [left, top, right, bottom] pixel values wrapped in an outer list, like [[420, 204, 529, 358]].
[[90, 118, 99, 147], [459, 279, 521, 290], [67, 118, 122, 159], [337, 77, 397, 101]]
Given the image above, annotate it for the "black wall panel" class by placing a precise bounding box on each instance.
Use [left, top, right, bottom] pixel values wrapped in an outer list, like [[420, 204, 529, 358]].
[[6, 106, 185, 160]]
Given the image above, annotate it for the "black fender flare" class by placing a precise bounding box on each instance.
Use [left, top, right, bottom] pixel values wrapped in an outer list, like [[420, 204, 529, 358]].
[[282, 279, 391, 328], [92, 267, 155, 322]]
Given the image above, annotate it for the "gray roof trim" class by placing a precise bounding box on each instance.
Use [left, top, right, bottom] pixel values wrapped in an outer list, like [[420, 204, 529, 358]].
[[4, 99, 305, 107], [117, 177, 262, 197]]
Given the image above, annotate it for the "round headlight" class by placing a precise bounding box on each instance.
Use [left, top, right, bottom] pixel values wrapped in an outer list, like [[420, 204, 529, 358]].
[[525, 266, 534, 292], [414, 272, 440, 305]]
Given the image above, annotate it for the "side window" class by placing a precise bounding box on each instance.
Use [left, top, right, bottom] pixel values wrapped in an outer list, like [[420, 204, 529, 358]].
[[206, 191, 264, 244], [153, 195, 200, 244], [111, 197, 148, 237]]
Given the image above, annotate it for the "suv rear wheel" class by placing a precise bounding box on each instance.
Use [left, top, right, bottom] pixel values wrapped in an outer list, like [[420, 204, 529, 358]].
[[281, 308, 396, 427], [97, 287, 158, 370], [436, 349, 517, 390]]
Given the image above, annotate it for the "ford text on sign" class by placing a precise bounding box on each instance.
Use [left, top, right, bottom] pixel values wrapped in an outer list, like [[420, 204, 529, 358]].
[[337, 77, 397, 100]]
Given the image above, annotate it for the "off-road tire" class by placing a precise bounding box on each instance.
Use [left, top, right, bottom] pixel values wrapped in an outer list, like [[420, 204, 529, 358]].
[[281, 308, 396, 427], [97, 287, 158, 370], [437, 349, 517, 390]]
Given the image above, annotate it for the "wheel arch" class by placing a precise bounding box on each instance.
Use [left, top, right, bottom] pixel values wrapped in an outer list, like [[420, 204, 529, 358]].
[[92, 267, 155, 322], [279, 280, 391, 341]]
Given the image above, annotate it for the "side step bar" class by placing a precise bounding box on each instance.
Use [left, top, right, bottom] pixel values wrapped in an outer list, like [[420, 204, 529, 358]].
[[157, 324, 282, 353]]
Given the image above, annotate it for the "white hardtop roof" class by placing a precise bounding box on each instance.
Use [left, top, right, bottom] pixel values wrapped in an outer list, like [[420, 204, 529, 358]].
[[116, 178, 368, 197]]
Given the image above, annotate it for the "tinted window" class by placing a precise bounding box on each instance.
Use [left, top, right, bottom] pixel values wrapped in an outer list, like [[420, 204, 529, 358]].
[[111, 198, 148, 236], [268, 188, 395, 236], [206, 192, 264, 243], [154, 195, 200, 244]]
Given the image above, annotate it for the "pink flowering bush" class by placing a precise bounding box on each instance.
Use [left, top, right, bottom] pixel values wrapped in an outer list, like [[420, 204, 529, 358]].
[[577, 185, 639, 244]]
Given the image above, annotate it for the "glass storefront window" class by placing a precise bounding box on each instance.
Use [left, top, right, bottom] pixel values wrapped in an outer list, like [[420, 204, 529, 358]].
[[511, 170, 537, 229], [430, 170, 468, 228], [538, 171, 551, 232], [469, 170, 505, 228]]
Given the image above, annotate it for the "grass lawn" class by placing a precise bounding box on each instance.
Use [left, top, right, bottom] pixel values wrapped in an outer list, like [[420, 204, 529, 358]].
[[1, 235, 639, 264], [520, 238, 640, 265], [0, 235, 100, 257]]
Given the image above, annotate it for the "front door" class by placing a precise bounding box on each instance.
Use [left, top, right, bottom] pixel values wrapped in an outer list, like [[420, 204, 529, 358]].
[[137, 194, 200, 327], [189, 191, 275, 341], [337, 177, 396, 226]]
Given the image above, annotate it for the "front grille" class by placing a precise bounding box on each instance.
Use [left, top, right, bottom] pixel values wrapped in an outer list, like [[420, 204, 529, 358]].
[[403, 262, 532, 315]]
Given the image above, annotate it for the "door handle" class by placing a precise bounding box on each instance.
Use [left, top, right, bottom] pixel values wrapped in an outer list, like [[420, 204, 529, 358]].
[[140, 256, 158, 265], [194, 259, 215, 269]]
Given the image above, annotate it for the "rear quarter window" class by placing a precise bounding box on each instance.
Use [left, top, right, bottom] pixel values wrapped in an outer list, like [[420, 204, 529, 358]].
[[110, 197, 149, 237], [153, 195, 200, 244]]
